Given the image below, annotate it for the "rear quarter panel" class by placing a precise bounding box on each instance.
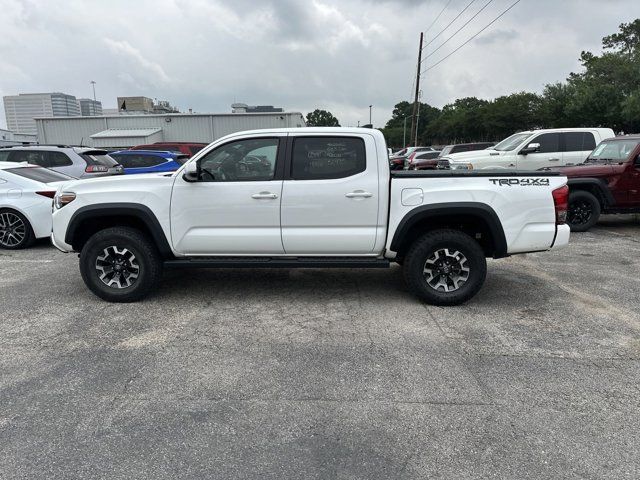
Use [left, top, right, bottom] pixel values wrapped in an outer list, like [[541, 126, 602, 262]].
[[388, 174, 567, 255]]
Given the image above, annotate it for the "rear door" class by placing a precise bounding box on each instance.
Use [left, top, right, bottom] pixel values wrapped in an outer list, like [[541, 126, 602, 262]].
[[562, 132, 597, 166], [516, 133, 561, 170], [280, 134, 379, 255]]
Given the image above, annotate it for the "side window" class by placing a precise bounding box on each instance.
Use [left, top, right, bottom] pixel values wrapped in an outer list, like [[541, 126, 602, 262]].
[[291, 137, 366, 180], [48, 151, 73, 167], [564, 132, 597, 152], [8, 150, 49, 167], [198, 138, 279, 182], [583, 133, 596, 150], [532, 133, 560, 154]]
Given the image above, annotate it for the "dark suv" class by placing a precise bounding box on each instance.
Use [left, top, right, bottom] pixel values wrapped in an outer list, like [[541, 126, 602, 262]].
[[558, 136, 640, 231]]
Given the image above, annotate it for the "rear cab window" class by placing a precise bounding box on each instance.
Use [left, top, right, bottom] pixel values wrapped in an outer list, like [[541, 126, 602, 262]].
[[291, 137, 366, 180]]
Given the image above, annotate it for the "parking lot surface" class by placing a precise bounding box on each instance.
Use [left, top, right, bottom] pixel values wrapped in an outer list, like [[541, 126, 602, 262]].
[[1, 216, 639, 479]]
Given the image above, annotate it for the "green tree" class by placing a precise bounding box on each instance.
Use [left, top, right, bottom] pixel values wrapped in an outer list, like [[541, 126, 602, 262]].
[[306, 109, 340, 127]]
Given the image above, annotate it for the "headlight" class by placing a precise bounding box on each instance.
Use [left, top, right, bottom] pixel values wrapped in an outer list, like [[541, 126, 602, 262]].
[[450, 163, 474, 171], [54, 192, 76, 209]]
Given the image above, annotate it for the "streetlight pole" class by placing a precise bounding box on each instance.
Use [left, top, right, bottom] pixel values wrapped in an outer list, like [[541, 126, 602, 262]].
[[369, 105, 372, 126], [90, 81, 96, 101]]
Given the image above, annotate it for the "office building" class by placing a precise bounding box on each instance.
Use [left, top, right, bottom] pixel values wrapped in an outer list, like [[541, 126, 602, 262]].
[[3, 92, 80, 135]]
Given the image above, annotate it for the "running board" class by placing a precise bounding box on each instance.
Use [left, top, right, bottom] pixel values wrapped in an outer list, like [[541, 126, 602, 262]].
[[164, 257, 390, 269]]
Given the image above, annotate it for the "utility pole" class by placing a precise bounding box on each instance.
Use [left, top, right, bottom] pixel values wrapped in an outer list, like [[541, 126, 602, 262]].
[[415, 90, 422, 146], [409, 32, 423, 147], [90, 81, 97, 101], [403, 116, 408, 147], [369, 105, 372, 126]]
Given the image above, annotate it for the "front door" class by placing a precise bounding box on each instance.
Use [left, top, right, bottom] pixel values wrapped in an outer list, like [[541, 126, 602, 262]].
[[170, 135, 285, 255], [280, 134, 379, 255], [517, 133, 562, 170]]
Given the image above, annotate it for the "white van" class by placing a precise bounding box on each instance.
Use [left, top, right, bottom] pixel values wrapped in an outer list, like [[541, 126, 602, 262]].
[[439, 128, 615, 171]]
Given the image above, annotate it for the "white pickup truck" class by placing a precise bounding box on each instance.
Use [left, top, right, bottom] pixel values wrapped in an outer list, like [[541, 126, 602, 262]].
[[51, 128, 570, 306], [439, 128, 615, 171]]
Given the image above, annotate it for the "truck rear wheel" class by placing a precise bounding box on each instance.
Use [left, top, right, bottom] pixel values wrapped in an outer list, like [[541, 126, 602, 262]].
[[79, 227, 162, 302], [567, 190, 600, 232], [403, 229, 487, 306]]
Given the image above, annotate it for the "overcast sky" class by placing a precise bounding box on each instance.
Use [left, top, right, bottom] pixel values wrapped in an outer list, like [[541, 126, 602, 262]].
[[1, 0, 638, 129]]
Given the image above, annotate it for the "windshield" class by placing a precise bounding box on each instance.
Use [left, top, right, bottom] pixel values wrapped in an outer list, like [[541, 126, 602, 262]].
[[586, 140, 639, 163], [493, 133, 532, 152], [6, 167, 73, 183]]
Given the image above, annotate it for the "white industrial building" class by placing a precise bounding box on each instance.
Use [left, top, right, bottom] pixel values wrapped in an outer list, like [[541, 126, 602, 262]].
[[35, 111, 306, 148], [0, 128, 37, 146], [3, 92, 81, 135]]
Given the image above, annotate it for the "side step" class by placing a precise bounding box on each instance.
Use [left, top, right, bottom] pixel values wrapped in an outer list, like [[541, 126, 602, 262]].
[[164, 257, 391, 269]]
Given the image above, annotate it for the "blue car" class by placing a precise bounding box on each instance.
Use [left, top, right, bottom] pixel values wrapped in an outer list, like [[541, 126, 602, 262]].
[[109, 150, 189, 175]]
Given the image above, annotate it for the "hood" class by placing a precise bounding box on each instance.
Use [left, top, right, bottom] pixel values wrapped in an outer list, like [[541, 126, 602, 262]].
[[445, 149, 502, 162], [546, 162, 619, 177]]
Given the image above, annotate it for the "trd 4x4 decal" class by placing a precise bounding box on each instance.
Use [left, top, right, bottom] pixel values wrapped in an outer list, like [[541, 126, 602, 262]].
[[490, 178, 550, 186]]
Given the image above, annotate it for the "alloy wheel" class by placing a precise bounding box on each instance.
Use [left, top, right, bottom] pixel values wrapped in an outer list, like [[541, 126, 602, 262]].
[[423, 248, 470, 292], [0, 212, 26, 247], [569, 200, 592, 225], [95, 246, 140, 289]]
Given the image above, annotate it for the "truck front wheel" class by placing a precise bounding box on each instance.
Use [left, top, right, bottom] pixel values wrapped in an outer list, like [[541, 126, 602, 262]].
[[403, 229, 487, 306], [567, 190, 601, 232], [79, 227, 162, 302]]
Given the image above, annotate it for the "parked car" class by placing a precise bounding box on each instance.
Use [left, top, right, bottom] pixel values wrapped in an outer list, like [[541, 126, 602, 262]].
[[109, 150, 189, 175], [51, 128, 569, 306], [0, 162, 71, 249], [438, 128, 615, 171], [130, 142, 207, 158], [405, 150, 442, 170], [438, 142, 495, 158], [389, 146, 434, 170], [547, 135, 640, 232], [0, 145, 123, 178]]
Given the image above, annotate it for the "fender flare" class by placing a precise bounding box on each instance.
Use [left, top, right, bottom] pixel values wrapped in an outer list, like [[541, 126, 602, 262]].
[[389, 202, 508, 258], [65, 203, 173, 258], [566, 178, 614, 205]]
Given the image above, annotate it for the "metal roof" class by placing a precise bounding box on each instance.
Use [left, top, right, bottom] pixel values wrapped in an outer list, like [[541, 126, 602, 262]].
[[90, 128, 162, 139]]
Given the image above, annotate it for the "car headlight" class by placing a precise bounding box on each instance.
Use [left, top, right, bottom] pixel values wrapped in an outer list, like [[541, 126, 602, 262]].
[[450, 163, 473, 171], [54, 192, 76, 209]]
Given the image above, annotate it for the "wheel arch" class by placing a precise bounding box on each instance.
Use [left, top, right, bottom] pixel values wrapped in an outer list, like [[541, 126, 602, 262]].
[[390, 203, 508, 259], [65, 203, 173, 258], [567, 178, 613, 207]]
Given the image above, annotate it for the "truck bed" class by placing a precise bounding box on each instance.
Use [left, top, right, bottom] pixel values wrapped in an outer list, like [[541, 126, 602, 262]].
[[391, 170, 562, 178]]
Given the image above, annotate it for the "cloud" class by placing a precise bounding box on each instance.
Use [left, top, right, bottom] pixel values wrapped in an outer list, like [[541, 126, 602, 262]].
[[0, 0, 637, 129]]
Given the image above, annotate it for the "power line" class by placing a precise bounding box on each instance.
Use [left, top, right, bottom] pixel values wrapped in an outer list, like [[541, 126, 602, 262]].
[[422, 0, 477, 50], [422, 0, 523, 73], [421, 0, 494, 63], [423, 0, 454, 36]]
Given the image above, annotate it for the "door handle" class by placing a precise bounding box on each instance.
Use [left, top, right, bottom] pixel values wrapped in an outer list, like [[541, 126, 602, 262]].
[[345, 191, 373, 198], [549, 158, 560, 161], [251, 192, 278, 199]]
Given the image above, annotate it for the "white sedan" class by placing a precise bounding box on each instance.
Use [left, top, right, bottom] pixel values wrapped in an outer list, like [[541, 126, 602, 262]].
[[0, 162, 71, 249]]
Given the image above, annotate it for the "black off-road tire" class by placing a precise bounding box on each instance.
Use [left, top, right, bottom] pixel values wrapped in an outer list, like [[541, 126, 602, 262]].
[[0, 209, 35, 250], [567, 190, 601, 232], [79, 227, 162, 302], [403, 229, 487, 306]]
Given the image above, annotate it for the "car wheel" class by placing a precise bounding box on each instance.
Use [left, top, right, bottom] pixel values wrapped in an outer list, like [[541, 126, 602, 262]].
[[0, 209, 35, 249], [403, 229, 487, 306], [567, 190, 601, 232], [79, 227, 162, 302]]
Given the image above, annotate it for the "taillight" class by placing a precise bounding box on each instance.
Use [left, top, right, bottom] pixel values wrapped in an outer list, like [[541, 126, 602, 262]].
[[552, 185, 569, 224], [36, 191, 56, 198], [85, 165, 109, 173]]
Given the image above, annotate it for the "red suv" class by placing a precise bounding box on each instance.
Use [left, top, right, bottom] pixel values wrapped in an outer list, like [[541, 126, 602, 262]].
[[130, 142, 207, 158], [558, 135, 640, 231]]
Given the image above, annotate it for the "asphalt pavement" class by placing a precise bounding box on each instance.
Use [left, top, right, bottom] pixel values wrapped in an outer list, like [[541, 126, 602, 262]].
[[1, 215, 639, 479]]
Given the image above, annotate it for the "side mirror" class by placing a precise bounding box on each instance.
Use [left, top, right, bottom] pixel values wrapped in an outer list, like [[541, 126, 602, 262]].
[[520, 142, 540, 155], [182, 161, 199, 182]]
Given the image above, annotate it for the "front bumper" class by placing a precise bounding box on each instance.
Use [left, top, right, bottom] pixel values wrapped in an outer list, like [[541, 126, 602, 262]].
[[51, 232, 72, 253]]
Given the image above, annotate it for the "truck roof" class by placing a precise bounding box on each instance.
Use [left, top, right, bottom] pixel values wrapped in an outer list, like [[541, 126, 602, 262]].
[[516, 127, 614, 135]]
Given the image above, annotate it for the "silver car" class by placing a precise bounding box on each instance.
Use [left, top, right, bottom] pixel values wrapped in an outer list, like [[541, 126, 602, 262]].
[[0, 145, 123, 178]]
